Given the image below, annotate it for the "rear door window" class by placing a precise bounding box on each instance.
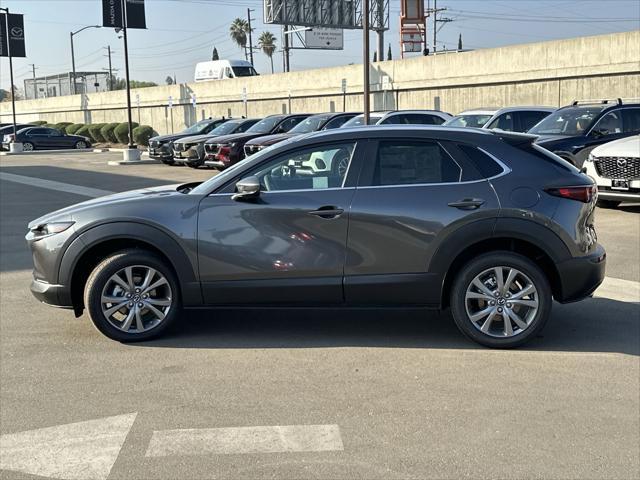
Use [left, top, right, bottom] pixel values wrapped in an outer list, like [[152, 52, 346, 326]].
[[622, 108, 640, 133], [323, 115, 353, 130], [487, 113, 515, 131], [516, 111, 551, 132], [591, 110, 623, 136]]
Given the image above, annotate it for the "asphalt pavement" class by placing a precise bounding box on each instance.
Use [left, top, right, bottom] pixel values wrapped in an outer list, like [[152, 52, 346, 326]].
[[0, 152, 638, 480]]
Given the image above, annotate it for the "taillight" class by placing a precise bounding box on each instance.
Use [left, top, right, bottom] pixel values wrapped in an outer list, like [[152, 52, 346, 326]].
[[545, 185, 596, 203]]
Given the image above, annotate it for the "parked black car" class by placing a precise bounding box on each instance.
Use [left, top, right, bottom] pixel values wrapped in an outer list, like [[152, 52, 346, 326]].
[[172, 118, 261, 168], [2, 127, 91, 151], [203, 114, 311, 169], [530, 99, 640, 167], [27, 126, 605, 348], [148, 117, 230, 166]]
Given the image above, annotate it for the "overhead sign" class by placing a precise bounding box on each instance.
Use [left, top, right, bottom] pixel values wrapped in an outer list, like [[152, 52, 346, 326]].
[[264, 0, 388, 30], [0, 13, 26, 58], [102, 0, 146, 29], [341, 78, 347, 93], [305, 28, 343, 50]]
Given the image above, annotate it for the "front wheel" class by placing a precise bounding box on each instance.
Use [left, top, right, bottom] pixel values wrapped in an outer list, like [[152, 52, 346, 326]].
[[75, 140, 88, 149], [84, 249, 180, 342], [22, 142, 35, 151], [450, 252, 552, 348], [160, 158, 176, 166]]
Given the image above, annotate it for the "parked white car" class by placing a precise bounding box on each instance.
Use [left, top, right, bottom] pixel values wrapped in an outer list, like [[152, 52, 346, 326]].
[[445, 106, 556, 132], [585, 135, 640, 208]]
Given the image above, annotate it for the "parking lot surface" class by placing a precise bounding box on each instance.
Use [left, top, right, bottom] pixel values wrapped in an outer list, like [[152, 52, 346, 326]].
[[1, 152, 638, 480]]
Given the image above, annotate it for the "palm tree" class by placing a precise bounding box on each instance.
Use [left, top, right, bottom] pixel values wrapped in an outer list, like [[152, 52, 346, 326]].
[[258, 31, 277, 73], [229, 18, 249, 60]]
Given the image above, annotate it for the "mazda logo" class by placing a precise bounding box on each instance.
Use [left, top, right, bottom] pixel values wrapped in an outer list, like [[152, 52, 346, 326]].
[[10, 27, 23, 38], [616, 158, 628, 168]]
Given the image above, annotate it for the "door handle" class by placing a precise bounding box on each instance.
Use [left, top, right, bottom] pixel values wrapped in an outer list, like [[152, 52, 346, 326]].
[[448, 198, 485, 210], [308, 206, 344, 219]]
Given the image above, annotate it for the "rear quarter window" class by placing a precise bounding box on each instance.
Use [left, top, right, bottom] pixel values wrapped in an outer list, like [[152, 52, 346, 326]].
[[457, 144, 504, 178]]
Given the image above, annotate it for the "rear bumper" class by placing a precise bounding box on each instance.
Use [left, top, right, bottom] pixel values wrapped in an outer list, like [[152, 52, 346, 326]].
[[30, 278, 72, 308], [555, 244, 606, 303]]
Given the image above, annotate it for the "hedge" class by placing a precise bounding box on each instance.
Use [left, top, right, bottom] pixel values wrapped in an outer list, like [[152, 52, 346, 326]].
[[75, 125, 91, 138], [114, 122, 139, 144], [31, 120, 48, 126], [132, 125, 155, 147], [88, 123, 107, 143], [66, 123, 85, 135], [100, 122, 120, 143], [53, 122, 73, 131]]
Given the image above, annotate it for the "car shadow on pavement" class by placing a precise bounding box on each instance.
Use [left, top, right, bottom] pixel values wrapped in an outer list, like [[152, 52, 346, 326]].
[[138, 296, 639, 356]]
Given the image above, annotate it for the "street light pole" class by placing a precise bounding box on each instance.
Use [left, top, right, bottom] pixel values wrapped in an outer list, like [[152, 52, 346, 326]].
[[247, 8, 254, 66], [120, 0, 135, 149], [70, 25, 101, 95], [363, 0, 370, 125]]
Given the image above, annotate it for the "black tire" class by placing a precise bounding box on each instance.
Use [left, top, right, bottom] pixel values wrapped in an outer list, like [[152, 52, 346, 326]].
[[450, 251, 552, 349], [75, 140, 87, 149], [22, 141, 35, 151], [84, 249, 181, 342], [160, 158, 176, 166], [597, 199, 621, 209], [186, 161, 202, 169]]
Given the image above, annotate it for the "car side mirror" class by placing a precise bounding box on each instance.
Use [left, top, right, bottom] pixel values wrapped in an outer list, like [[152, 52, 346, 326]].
[[231, 176, 260, 201]]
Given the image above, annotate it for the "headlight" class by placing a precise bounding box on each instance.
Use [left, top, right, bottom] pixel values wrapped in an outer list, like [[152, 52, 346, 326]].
[[228, 142, 237, 148], [586, 153, 595, 162], [30, 221, 75, 238]]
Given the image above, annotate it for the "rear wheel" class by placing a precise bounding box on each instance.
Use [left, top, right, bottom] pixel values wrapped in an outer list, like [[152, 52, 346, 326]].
[[22, 142, 34, 151], [84, 249, 180, 342], [75, 140, 87, 149], [450, 252, 552, 348], [597, 199, 621, 209]]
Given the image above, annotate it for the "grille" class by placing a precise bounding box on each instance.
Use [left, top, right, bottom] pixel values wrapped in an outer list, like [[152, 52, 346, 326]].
[[594, 156, 640, 180], [205, 143, 219, 154], [173, 143, 185, 152], [149, 140, 159, 148]]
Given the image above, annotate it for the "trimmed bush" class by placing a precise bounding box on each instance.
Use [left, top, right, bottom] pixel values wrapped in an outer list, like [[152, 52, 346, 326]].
[[66, 123, 84, 135], [88, 123, 107, 143], [75, 125, 91, 138], [53, 122, 73, 131], [132, 125, 156, 147], [114, 122, 139, 144], [100, 122, 120, 143], [31, 120, 48, 125]]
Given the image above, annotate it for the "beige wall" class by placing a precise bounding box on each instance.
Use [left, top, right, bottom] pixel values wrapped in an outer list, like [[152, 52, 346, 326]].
[[2, 30, 639, 134]]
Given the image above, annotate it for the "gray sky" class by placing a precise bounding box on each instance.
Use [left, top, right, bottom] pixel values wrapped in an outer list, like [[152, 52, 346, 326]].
[[1, 0, 639, 91]]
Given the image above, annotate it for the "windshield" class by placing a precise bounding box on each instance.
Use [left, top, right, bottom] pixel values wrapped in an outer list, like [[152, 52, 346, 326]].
[[232, 66, 258, 77], [246, 116, 282, 134], [342, 113, 384, 127], [288, 115, 329, 134], [207, 121, 242, 136], [528, 107, 605, 135], [445, 114, 493, 128], [182, 120, 215, 135]]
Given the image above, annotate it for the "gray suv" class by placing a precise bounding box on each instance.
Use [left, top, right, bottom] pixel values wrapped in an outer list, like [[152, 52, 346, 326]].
[[26, 126, 605, 348]]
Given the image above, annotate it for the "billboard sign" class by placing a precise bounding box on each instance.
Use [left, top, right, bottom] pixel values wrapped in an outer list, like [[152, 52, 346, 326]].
[[102, 0, 146, 29], [305, 28, 343, 50], [0, 13, 26, 58]]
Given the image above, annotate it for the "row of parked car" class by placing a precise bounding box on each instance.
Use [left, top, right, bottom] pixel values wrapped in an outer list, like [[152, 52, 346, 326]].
[[149, 99, 639, 207]]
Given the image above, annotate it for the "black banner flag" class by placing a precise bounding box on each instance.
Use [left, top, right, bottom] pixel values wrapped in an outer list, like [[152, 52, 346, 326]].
[[0, 13, 26, 58], [102, 0, 146, 30]]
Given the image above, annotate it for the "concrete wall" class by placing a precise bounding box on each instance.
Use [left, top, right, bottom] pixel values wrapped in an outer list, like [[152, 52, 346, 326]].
[[2, 31, 639, 135]]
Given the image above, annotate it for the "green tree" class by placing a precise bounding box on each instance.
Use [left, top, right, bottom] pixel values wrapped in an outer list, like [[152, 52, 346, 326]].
[[258, 31, 277, 73], [387, 44, 392, 61], [458, 33, 463, 51], [165, 76, 174, 85], [229, 18, 249, 60], [212, 46, 219, 60]]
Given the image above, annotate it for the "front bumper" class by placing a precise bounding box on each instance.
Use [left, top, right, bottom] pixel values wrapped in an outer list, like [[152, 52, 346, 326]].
[[555, 244, 606, 303], [30, 278, 72, 308], [204, 159, 227, 169], [148, 146, 173, 159], [597, 187, 640, 202]]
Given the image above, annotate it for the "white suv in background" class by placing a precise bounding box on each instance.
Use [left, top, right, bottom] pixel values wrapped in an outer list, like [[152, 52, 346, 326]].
[[445, 106, 556, 132], [585, 135, 640, 208]]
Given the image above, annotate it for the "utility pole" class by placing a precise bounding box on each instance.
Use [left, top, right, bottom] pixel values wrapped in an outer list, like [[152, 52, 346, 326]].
[[28, 64, 37, 99], [247, 8, 255, 66], [363, 0, 370, 125], [376, 0, 384, 61], [427, 0, 452, 54], [104, 46, 113, 91]]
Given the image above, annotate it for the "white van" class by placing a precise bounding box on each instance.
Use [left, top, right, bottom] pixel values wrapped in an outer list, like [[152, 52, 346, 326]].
[[194, 60, 258, 82]]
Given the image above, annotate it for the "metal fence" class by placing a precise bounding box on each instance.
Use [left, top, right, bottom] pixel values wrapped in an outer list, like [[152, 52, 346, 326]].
[[23, 72, 110, 99]]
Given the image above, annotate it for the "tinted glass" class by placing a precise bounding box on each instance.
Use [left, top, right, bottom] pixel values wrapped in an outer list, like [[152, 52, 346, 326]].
[[380, 114, 442, 125], [47, 128, 62, 136], [289, 115, 330, 134], [207, 121, 244, 136], [237, 119, 259, 132], [591, 111, 622, 136], [342, 113, 385, 127], [246, 116, 283, 133], [458, 144, 503, 178], [28, 128, 47, 135], [182, 120, 217, 135], [278, 116, 307, 133], [232, 66, 257, 77], [517, 111, 551, 132], [445, 114, 493, 128], [371, 141, 461, 186], [622, 108, 640, 132], [487, 113, 514, 131], [250, 142, 356, 192], [323, 115, 354, 130], [528, 106, 606, 135]]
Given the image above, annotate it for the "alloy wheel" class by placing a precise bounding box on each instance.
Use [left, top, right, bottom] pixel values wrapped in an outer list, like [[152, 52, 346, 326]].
[[76, 141, 87, 149], [464, 266, 539, 338], [100, 265, 172, 334], [22, 142, 34, 151]]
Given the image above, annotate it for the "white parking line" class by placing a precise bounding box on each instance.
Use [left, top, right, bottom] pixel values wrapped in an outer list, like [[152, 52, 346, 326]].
[[0, 171, 114, 198], [0, 413, 137, 480], [145, 424, 344, 457], [595, 276, 640, 303]]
